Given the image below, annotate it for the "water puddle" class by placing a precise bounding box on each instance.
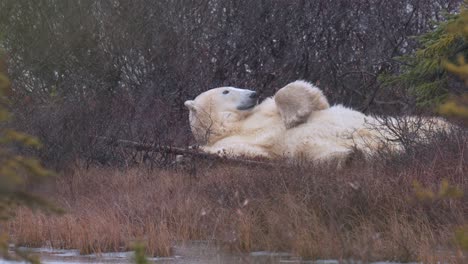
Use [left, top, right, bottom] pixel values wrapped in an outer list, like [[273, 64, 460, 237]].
[[1, 242, 413, 264]]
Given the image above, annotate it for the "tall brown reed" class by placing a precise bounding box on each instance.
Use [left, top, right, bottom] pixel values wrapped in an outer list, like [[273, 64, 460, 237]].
[[8, 132, 468, 262]]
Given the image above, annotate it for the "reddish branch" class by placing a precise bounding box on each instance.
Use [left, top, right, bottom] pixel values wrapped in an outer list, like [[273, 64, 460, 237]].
[[96, 136, 280, 167]]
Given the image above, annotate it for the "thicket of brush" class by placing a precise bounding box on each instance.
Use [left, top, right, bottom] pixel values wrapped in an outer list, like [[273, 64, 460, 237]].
[[8, 131, 468, 263], [0, 0, 462, 168]]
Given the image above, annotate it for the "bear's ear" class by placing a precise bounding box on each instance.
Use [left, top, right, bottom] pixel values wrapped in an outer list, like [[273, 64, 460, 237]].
[[184, 100, 197, 112]]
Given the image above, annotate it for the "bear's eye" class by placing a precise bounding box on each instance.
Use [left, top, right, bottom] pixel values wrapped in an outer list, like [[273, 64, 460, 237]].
[[222, 90, 229, 95]]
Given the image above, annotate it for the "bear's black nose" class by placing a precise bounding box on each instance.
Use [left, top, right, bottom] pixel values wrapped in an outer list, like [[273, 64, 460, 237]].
[[249, 91, 258, 99]]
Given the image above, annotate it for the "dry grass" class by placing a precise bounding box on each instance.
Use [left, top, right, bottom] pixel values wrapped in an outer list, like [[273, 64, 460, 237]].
[[7, 132, 468, 262]]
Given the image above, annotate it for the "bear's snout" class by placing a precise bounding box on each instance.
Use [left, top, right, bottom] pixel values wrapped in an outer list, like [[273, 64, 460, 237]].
[[249, 91, 258, 99], [237, 91, 258, 110]]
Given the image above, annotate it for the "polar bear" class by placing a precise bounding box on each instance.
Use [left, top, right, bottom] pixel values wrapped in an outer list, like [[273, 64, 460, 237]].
[[184, 81, 447, 163]]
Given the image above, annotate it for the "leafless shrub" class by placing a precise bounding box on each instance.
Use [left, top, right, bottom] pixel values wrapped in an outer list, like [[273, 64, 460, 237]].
[[368, 114, 453, 152]]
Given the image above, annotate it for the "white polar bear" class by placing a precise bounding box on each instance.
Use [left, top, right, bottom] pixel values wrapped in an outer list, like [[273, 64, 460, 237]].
[[184, 81, 447, 163]]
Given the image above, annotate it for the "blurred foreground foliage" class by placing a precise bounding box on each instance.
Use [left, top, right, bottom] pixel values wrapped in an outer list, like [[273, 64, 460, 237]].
[[132, 243, 149, 264], [382, 2, 468, 109], [440, 5, 468, 122], [0, 53, 59, 263], [441, 4, 468, 252], [412, 178, 464, 201], [412, 179, 467, 251], [391, 4, 468, 249]]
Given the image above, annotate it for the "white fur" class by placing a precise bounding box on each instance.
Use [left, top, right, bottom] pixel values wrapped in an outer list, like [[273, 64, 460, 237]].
[[184, 81, 448, 164]]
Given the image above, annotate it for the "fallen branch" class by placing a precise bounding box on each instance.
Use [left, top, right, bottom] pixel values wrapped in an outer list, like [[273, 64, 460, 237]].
[[95, 136, 281, 167]]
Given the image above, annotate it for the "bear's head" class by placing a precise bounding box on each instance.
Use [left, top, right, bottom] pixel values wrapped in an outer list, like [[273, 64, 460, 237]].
[[184, 87, 258, 144]]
